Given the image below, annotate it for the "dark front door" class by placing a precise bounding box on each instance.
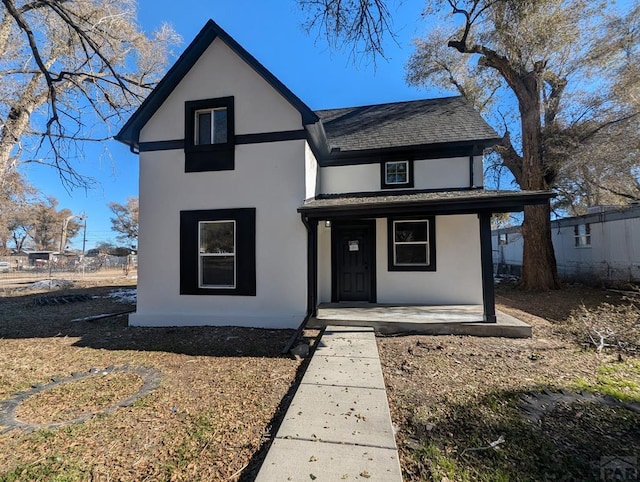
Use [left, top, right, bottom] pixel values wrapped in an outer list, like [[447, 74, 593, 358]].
[[332, 222, 376, 302]]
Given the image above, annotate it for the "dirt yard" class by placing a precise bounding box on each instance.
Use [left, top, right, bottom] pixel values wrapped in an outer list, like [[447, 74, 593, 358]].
[[0, 275, 309, 481], [379, 283, 640, 481], [1, 275, 638, 481]]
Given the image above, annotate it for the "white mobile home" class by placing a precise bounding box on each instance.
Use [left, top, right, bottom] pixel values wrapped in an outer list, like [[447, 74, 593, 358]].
[[493, 204, 640, 282]]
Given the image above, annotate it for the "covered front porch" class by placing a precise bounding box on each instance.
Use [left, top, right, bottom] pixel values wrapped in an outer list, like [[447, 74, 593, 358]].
[[298, 189, 554, 337], [308, 303, 532, 338]]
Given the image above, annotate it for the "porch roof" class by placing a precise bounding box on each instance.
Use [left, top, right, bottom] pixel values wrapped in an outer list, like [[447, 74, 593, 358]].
[[298, 189, 554, 219]]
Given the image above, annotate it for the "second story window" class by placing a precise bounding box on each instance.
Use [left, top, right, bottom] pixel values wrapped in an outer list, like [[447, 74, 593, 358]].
[[195, 108, 228, 145], [382, 160, 414, 189], [185, 97, 235, 172]]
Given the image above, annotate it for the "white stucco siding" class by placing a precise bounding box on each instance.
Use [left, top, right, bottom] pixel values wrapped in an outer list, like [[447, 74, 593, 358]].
[[320, 164, 379, 194], [319, 157, 476, 194], [305, 142, 319, 200], [131, 140, 308, 328], [375, 215, 483, 304], [473, 155, 484, 187], [316, 215, 483, 305], [413, 157, 472, 190], [139, 37, 303, 143]]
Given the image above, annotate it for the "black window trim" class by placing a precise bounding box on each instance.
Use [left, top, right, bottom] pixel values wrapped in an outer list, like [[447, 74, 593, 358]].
[[387, 216, 436, 272], [381, 159, 414, 189], [180, 208, 256, 296], [184, 96, 235, 172]]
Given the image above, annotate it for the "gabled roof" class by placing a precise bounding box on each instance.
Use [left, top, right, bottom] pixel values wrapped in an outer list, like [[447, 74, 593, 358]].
[[315, 96, 500, 154], [116, 19, 318, 149]]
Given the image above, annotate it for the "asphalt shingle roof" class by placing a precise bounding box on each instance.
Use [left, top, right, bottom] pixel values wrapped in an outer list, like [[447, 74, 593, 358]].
[[315, 96, 499, 152]]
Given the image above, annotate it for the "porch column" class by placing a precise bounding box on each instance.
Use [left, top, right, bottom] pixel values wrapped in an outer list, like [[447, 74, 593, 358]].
[[303, 216, 319, 318], [478, 211, 497, 322]]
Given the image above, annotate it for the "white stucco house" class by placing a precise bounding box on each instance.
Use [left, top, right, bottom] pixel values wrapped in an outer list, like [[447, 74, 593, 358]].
[[116, 20, 551, 329]]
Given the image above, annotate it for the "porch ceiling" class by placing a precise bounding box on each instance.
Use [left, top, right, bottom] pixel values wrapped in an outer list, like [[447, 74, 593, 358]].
[[298, 189, 554, 219]]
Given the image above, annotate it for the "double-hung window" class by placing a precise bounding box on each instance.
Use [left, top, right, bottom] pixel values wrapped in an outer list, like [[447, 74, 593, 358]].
[[388, 217, 436, 271], [199, 220, 235, 288], [574, 223, 591, 247], [381, 160, 414, 189], [181, 208, 256, 296], [185, 97, 235, 172]]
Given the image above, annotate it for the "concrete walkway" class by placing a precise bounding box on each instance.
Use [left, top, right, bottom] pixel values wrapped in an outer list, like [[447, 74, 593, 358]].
[[255, 326, 402, 481]]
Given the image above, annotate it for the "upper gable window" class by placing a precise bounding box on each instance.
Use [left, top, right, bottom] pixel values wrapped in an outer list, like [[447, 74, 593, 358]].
[[185, 97, 234, 172], [195, 108, 228, 145], [381, 160, 414, 189]]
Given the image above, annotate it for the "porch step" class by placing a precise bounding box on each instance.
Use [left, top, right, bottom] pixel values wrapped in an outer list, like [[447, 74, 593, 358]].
[[255, 326, 403, 481], [309, 305, 531, 338]]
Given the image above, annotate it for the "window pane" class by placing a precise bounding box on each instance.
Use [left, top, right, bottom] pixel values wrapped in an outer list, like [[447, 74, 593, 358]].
[[395, 221, 428, 242], [200, 222, 234, 254], [196, 111, 212, 145], [386, 162, 408, 184], [396, 245, 428, 265], [201, 256, 234, 287], [213, 109, 227, 144]]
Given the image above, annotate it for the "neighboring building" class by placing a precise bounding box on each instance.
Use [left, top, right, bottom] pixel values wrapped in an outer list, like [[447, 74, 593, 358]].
[[493, 204, 640, 282], [116, 19, 551, 329]]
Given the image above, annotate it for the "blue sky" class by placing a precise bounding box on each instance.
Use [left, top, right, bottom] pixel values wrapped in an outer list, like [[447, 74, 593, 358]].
[[24, 0, 435, 249]]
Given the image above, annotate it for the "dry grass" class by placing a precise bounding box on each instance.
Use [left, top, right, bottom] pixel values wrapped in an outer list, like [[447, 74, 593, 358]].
[[2, 275, 639, 481], [0, 276, 306, 481], [378, 284, 640, 481]]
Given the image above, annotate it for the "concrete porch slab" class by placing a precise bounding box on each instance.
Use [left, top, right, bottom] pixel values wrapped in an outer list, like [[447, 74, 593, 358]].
[[309, 304, 532, 338]]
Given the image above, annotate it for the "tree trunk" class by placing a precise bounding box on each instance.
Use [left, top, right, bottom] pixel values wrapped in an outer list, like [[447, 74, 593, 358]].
[[518, 75, 561, 290], [521, 202, 560, 290]]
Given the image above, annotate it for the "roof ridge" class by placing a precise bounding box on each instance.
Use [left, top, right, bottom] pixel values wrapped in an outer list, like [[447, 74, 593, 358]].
[[314, 95, 464, 114]]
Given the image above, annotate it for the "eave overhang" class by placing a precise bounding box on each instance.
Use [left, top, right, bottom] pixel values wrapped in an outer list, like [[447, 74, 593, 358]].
[[317, 138, 502, 167], [298, 189, 555, 219], [115, 19, 318, 151]]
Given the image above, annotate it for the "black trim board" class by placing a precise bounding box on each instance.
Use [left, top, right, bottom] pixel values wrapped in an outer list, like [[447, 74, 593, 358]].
[[236, 130, 306, 144], [139, 139, 185, 152], [138, 129, 308, 153], [180, 208, 256, 296], [116, 19, 318, 150], [478, 212, 497, 322]]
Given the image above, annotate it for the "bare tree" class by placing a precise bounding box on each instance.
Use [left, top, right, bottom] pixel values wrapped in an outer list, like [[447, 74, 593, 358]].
[[28, 196, 81, 250], [0, 0, 180, 190], [300, 0, 640, 290], [109, 196, 138, 246]]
